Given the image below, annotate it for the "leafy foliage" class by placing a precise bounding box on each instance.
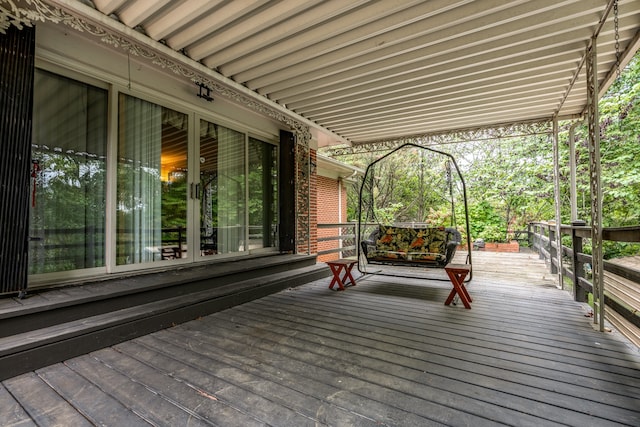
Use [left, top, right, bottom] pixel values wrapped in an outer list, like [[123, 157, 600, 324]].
[[467, 201, 507, 243]]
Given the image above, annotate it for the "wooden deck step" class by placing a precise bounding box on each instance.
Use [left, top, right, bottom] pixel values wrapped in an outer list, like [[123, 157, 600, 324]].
[[0, 254, 317, 337], [0, 262, 330, 381]]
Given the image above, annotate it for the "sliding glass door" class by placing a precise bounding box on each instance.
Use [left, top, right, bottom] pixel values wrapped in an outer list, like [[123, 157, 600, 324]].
[[116, 94, 189, 265], [199, 120, 246, 256], [29, 70, 108, 274]]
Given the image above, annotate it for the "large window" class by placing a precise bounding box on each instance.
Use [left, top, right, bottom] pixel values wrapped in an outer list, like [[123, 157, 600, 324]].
[[116, 94, 189, 265], [199, 120, 246, 255], [28, 70, 279, 280], [29, 70, 108, 274]]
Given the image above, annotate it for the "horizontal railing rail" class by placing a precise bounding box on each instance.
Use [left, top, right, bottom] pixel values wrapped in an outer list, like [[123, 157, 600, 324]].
[[317, 222, 358, 258]]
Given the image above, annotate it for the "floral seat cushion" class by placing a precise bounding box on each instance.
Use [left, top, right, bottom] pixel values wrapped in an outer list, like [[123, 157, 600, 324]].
[[367, 225, 449, 264]]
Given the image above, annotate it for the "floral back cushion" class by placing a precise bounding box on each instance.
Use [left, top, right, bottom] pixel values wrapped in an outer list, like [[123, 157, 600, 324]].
[[408, 227, 447, 254], [368, 225, 449, 262], [376, 225, 412, 252]]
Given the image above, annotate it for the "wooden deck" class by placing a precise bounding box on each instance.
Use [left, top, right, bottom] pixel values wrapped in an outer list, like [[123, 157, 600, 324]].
[[2, 251, 640, 426]]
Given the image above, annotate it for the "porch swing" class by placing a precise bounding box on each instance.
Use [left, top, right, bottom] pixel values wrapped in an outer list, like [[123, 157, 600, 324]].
[[357, 143, 472, 281]]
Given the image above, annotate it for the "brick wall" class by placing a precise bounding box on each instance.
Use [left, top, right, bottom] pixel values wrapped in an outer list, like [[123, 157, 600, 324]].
[[317, 174, 347, 262]]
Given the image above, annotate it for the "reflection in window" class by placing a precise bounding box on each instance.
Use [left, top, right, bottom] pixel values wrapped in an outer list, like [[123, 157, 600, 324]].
[[117, 94, 188, 264], [199, 120, 246, 255], [249, 137, 278, 249], [29, 70, 108, 274]]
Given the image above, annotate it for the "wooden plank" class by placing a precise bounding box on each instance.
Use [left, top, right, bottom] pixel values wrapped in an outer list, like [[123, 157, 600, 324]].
[[114, 339, 386, 427], [215, 300, 639, 424], [0, 383, 36, 427], [605, 260, 640, 286], [0, 297, 26, 312], [151, 326, 489, 426], [64, 354, 212, 427], [1, 264, 327, 342], [606, 307, 640, 348], [2, 373, 93, 426], [0, 254, 318, 318], [128, 335, 394, 427], [0, 264, 330, 367], [165, 313, 562, 426], [605, 272, 640, 308], [603, 226, 640, 242], [249, 290, 640, 386], [93, 346, 315, 427], [35, 363, 151, 427]]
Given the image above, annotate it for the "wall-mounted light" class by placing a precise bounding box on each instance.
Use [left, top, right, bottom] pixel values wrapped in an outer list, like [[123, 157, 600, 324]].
[[196, 82, 214, 102]]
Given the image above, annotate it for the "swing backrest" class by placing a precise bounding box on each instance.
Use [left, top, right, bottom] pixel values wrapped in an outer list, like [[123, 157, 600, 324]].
[[361, 224, 460, 267]]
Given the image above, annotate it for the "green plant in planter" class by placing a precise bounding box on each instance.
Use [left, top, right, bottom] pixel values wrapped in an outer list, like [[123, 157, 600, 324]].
[[479, 224, 508, 243]]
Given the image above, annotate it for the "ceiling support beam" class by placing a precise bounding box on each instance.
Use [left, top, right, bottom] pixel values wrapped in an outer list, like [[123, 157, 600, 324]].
[[322, 118, 554, 156]]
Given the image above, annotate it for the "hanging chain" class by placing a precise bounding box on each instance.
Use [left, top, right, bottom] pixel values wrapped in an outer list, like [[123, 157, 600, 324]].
[[613, 0, 624, 132], [614, 0, 621, 80]]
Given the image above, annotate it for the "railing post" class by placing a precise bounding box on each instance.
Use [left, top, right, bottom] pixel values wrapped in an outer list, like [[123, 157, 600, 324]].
[[571, 220, 587, 302], [539, 223, 545, 260], [536, 224, 544, 260], [549, 224, 557, 273]]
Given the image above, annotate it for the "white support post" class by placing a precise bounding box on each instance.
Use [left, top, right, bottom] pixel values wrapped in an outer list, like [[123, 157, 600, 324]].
[[586, 37, 605, 332], [552, 117, 563, 289]]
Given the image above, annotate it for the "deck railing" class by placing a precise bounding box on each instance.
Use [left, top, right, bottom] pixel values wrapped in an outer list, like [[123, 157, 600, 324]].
[[529, 221, 640, 342], [317, 222, 358, 259]]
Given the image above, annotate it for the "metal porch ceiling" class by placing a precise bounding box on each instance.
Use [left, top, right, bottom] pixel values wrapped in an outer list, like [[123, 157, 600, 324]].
[[60, 1, 640, 145]]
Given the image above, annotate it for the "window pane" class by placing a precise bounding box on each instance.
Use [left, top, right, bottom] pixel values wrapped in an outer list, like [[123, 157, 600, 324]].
[[249, 137, 278, 249], [29, 70, 107, 274], [199, 120, 245, 255], [117, 94, 188, 264]]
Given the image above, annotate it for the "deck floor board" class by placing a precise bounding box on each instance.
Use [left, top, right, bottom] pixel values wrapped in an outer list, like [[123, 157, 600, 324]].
[[231, 298, 639, 411], [35, 363, 151, 427], [0, 382, 36, 427], [213, 301, 635, 426], [3, 372, 94, 426], [2, 251, 640, 426]]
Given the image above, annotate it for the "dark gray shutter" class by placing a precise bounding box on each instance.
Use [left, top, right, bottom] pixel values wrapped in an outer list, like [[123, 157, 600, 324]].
[[0, 24, 35, 295], [279, 130, 296, 253]]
